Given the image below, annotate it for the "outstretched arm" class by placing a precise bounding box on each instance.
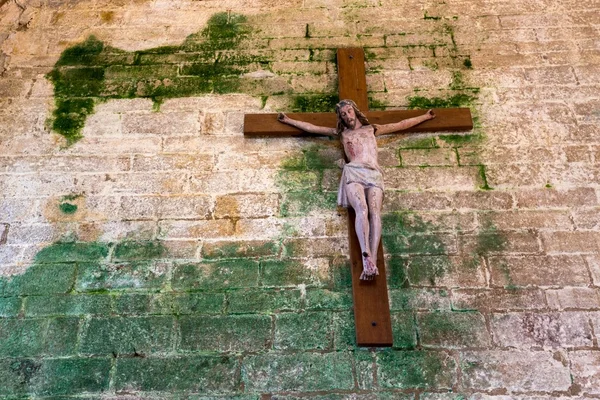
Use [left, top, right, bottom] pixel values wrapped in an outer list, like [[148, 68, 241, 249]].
[[373, 110, 435, 137], [278, 113, 337, 137]]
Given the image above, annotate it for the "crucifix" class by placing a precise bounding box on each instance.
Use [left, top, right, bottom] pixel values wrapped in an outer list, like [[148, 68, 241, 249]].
[[244, 48, 472, 347]]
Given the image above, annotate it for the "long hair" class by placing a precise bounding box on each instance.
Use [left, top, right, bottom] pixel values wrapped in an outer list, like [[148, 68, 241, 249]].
[[335, 99, 370, 135]]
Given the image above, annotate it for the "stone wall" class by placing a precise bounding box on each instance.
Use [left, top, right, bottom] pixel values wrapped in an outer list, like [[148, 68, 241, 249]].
[[0, 0, 599, 398]]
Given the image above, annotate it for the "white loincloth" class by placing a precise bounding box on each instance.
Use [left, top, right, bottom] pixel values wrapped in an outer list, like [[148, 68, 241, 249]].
[[337, 162, 384, 208]]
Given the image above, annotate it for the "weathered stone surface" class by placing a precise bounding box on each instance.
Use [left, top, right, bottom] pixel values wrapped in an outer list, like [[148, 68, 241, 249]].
[[460, 350, 572, 392], [418, 311, 491, 349], [489, 255, 591, 287], [451, 289, 547, 311], [376, 350, 456, 389], [242, 352, 354, 392], [179, 315, 272, 352], [274, 312, 332, 350], [115, 356, 240, 393], [490, 312, 594, 349], [570, 350, 600, 395], [79, 316, 175, 355], [546, 288, 600, 310], [2, 0, 600, 396]]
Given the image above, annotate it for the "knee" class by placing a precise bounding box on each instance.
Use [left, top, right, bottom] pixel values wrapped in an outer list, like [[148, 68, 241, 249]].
[[356, 207, 368, 220]]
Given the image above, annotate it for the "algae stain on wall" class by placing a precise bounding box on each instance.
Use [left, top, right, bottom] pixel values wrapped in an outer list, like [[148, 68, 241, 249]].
[[46, 12, 261, 145]]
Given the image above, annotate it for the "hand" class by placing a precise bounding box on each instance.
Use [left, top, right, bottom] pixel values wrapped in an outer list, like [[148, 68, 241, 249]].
[[426, 109, 436, 120], [278, 112, 289, 123]]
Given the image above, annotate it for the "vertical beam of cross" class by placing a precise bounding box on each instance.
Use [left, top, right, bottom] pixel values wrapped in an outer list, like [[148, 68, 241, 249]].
[[337, 48, 393, 347]]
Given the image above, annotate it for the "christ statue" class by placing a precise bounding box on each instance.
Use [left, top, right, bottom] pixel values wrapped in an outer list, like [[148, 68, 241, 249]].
[[278, 100, 435, 280]]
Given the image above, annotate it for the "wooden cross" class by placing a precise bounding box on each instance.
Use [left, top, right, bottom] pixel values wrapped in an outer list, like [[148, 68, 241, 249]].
[[244, 48, 472, 347]]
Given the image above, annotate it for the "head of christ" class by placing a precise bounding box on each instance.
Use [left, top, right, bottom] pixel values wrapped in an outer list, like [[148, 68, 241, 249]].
[[335, 99, 370, 134]]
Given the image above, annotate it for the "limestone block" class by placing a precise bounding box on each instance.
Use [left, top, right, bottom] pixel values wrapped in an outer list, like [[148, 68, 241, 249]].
[[460, 350, 571, 392], [489, 255, 591, 287], [491, 312, 594, 348], [546, 288, 600, 310]]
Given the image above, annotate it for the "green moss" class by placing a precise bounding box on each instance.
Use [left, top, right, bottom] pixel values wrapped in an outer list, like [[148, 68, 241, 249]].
[[407, 93, 475, 109], [463, 58, 472, 69], [423, 11, 442, 20], [368, 97, 387, 110], [59, 202, 78, 214], [291, 94, 339, 113], [478, 164, 492, 190], [399, 137, 438, 150], [277, 145, 337, 217], [47, 12, 256, 145]]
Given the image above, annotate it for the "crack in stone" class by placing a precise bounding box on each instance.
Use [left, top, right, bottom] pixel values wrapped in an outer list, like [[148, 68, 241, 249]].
[[0, 223, 9, 245]]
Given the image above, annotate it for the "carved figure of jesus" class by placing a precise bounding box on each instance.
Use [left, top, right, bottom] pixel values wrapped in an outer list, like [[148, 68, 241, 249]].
[[278, 100, 435, 280]]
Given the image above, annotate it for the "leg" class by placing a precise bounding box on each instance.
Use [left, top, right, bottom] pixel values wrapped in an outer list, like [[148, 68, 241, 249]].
[[345, 182, 378, 280], [366, 187, 384, 268]]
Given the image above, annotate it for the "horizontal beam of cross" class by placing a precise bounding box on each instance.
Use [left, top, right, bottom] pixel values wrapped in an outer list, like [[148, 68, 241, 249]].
[[243, 108, 473, 137]]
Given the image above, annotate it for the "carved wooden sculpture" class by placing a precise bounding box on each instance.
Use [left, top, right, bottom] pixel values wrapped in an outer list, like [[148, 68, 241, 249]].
[[244, 48, 473, 346]]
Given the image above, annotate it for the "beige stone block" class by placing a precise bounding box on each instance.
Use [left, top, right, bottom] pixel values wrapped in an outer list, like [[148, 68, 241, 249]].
[[546, 288, 600, 310], [200, 111, 225, 135], [573, 64, 600, 86], [283, 237, 348, 257], [4, 223, 58, 245], [460, 350, 571, 392], [158, 195, 213, 220], [122, 111, 200, 135], [90, 220, 158, 242], [400, 148, 457, 167], [271, 61, 328, 75], [515, 188, 597, 209], [59, 137, 162, 155], [80, 172, 187, 196], [234, 217, 285, 240], [132, 154, 214, 172], [585, 255, 600, 286], [0, 245, 24, 266], [81, 112, 123, 137], [477, 210, 573, 231], [214, 152, 263, 171], [383, 166, 480, 191], [451, 191, 514, 211], [572, 208, 600, 230], [383, 70, 453, 91], [3, 156, 130, 173], [288, 73, 337, 93], [159, 219, 234, 240], [190, 169, 279, 194], [0, 173, 77, 197], [255, 23, 307, 39], [0, 198, 43, 223], [214, 194, 279, 219], [492, 312, 594, 348], [563, 145, 592, 163], [117, 195, 159, 220], [451, 288, 547, 311], [570, 350, 600, 395], [489, 255, 591, 287], [542, 231, 600, 254], [383, 191, 452, 212]]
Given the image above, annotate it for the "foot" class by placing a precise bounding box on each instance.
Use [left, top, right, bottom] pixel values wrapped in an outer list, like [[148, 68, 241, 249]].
[[360, 252, 379, 281]]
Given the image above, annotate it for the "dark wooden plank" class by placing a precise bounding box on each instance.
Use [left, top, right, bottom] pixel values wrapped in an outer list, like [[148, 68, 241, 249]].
[[244, 108, 473, 137], [337, 47, 393, 347], [348, 208, 393, 346], [337, 48, 369, 110]]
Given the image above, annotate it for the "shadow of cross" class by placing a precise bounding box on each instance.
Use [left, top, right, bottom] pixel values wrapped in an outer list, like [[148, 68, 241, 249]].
[[244, 48, 473, 347]]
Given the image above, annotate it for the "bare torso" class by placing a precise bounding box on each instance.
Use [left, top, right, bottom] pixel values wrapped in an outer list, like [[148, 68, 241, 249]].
[[341, 125, 380, 169]]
